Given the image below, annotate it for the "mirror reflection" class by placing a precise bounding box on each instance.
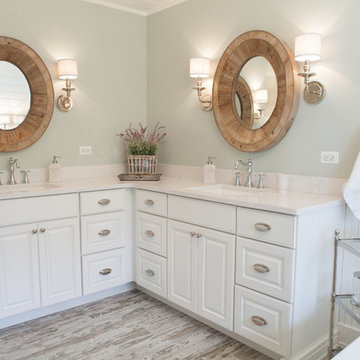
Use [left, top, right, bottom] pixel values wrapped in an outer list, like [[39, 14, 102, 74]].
[[236, 56, 277, 130], [0, 61, 31, 130]]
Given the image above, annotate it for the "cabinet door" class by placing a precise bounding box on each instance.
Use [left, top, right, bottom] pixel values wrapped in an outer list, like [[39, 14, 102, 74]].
[[0, 224, 41, 318], [38, 218, 81, 306], [168, 220, 197, 312], [197, 227, 235, 330]]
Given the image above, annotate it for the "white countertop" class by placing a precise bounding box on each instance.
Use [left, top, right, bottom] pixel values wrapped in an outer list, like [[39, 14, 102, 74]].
[[0, 176, 344, 215]]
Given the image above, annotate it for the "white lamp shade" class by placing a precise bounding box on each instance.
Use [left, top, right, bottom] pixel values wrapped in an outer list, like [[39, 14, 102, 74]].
[[294, 33, 321, 62], [254, 89, 268, 103], [190, 57, 210, 78], [56, 59, 78, 80]]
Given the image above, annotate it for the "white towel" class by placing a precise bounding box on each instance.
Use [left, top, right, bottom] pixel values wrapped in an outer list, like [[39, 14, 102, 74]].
[[343, 152, 360, 219]]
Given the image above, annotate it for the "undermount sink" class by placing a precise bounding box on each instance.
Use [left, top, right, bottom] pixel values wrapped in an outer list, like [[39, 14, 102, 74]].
[[0, 182, 62, 194], [184, 184, 267, 197]]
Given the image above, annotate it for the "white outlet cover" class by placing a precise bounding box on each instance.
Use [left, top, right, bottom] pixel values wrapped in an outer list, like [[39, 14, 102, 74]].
[[321, 151, 339, 164], [79, 146, 92, 155]]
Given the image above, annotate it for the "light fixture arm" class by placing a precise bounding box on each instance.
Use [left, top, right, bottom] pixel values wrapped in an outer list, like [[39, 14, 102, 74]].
[[63, 78, 76, 98]]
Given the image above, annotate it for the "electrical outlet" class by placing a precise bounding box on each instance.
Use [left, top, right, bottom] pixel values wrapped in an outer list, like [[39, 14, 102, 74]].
[[321, 151, 339, 164], [79, 146, 92, 155]]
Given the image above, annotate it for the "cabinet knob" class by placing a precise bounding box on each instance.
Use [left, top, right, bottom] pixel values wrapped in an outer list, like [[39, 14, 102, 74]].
[[99, 268, 112, 275], [254, 223, 272, 232], [253, 264, 270, 273], [40, 227, 46, 233], [190, 231, 197, 237], [145, 269, 155, 276], [251, 315, 268, 326], [98, 198, 111, 206], [145, 230, 155, 237], [144, 199, 154, 206], [196, 233, 202, 238], [32, 229, 38, 234], [98, 229, 111, 236], [354, 271, 360, 280]]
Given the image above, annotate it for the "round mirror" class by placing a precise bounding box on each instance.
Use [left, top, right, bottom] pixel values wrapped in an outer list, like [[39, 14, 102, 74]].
[[237, 57, 277, 130], [0, 61, 31, 130]]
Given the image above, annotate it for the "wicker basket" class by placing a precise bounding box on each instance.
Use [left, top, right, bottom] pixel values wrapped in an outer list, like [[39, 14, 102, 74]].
[[127, 155, 158, 174]]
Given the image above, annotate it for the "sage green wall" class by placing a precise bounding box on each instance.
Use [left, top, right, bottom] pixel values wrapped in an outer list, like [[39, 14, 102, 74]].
[[0, 0, 146, 170], [147, 0, 360, 178]]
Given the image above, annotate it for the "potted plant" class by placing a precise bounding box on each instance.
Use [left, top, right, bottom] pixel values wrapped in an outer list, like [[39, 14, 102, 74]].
[[117, 122, 166, 174]]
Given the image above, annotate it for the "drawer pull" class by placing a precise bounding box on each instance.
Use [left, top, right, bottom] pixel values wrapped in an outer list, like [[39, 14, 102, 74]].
[[32, 229, 38, 234], [144, 199, 154, 206], [251, 315, 268, 326], [146, 269, 155, 276], [196, 233, 202, 238], [190, 231, 197, 237], [98, 229, 111, 236], [145, 230, 155, 237], [254, 223, 272, 232], [40, 227, 46, 233], [98, 198, 111, 206], [99, 268, 112, 275], [253, 264, 270, 273]]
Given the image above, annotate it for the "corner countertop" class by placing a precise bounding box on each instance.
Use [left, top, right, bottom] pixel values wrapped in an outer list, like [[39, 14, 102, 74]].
[[0, 176, 344, 216]]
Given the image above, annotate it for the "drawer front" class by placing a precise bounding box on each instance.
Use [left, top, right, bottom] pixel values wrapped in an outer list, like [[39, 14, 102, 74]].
[[0, 194, 79, 227], [82, 249, 127, 294], [234, 285, 292, 357], [80, 189, 125, 215], [236, 237, 295, 302], [136, 190, 167, 217], [237, 207, 296, 248], [136, 248, 167, 298], [168, 195, 236, 234], [136, 212, 167, 256], [81, 212, 125, 254]]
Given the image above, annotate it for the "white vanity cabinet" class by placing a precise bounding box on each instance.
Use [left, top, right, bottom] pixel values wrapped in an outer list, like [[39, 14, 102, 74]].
[[0, 194, 81, 319]]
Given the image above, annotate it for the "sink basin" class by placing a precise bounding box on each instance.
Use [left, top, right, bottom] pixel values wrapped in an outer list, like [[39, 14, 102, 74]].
[[0, 182, 62, 195], [184, 184, 266, 197]]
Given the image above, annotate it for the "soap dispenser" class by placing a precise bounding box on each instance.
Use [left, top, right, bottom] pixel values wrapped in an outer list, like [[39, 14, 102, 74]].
[[49, 156, 62, 183], [203, 156, 216, 184]]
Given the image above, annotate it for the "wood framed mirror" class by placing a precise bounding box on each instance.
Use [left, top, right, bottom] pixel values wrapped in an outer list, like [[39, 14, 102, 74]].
[[213, 30, 299, 152], [0, 36, 54, 152]]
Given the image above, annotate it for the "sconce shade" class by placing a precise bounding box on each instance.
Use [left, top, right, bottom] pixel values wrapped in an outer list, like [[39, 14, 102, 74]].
[[56, 59, 78, 80], [190, 57, 210, 78], [294, 33, 321, 62], [254, 89, 268, 103]]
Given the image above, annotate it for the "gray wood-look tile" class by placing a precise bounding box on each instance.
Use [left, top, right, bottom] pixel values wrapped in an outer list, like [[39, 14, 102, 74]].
[[0, 290, 271, 360]]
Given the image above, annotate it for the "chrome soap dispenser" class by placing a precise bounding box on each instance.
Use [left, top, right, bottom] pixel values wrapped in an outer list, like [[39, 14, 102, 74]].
[[49, 156, 62, 183], [203, 156, 216, 184]]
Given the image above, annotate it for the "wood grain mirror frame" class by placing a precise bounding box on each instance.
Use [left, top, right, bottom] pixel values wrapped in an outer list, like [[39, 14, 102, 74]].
[[213, 30, 300, 152], [0, 36, 54, 152]]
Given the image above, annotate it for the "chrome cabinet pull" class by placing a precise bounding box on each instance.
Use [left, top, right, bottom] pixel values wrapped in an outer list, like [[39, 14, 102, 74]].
[[144, 199, 154, 206], [145, 230, 155, 237], [253, 264, 270, 273], [354, 271, 360, 280], [98, 229, 111, 236], [190, 231, 197, 237], [196, 233, 202, 238], [251, 315, 268, 326], [40, 227, 46, 233], [254, 223, 272, 232], [99, 268, 112, 275], [98, 198, 111, 206], [146, 269, 155, 276], [32, 229, 38, 234]]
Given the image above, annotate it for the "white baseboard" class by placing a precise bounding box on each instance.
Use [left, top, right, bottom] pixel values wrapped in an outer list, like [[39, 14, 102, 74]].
[[337, 322, 360, 348], [0, 282, 135, 330]]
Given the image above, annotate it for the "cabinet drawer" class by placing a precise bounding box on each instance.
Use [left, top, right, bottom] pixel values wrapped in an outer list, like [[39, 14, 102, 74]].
[[0, 194, 79, 227], [236, 237, 295, 302], [234, 285, 292, 357], [136, 212, 167, 256], [81, 212, 125, 254], [237, 207, 296, 248], [136, 248, 167, 298], [168, 195, 236, 233], [80, 189, 125, 215], [136, 190, 167, 217], [82, 249, 127, 294]]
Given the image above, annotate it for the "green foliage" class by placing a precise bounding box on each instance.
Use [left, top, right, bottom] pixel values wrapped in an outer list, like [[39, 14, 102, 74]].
[[128, 141, 158, 155]]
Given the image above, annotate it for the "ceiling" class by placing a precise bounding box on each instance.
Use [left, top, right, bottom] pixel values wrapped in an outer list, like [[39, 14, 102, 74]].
[[80, 0, 189, 16]]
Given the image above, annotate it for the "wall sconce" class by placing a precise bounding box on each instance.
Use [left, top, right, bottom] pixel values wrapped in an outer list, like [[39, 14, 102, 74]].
[[294, 33, 325, 104], [189, 57, 212, 111], [253, 89, 268, 119], [56, 59, 78, 112]]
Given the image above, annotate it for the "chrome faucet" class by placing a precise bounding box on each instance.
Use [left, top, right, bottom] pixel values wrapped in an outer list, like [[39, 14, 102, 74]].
[[9, 157, 20, 184], [234, 159, 253, 188]]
